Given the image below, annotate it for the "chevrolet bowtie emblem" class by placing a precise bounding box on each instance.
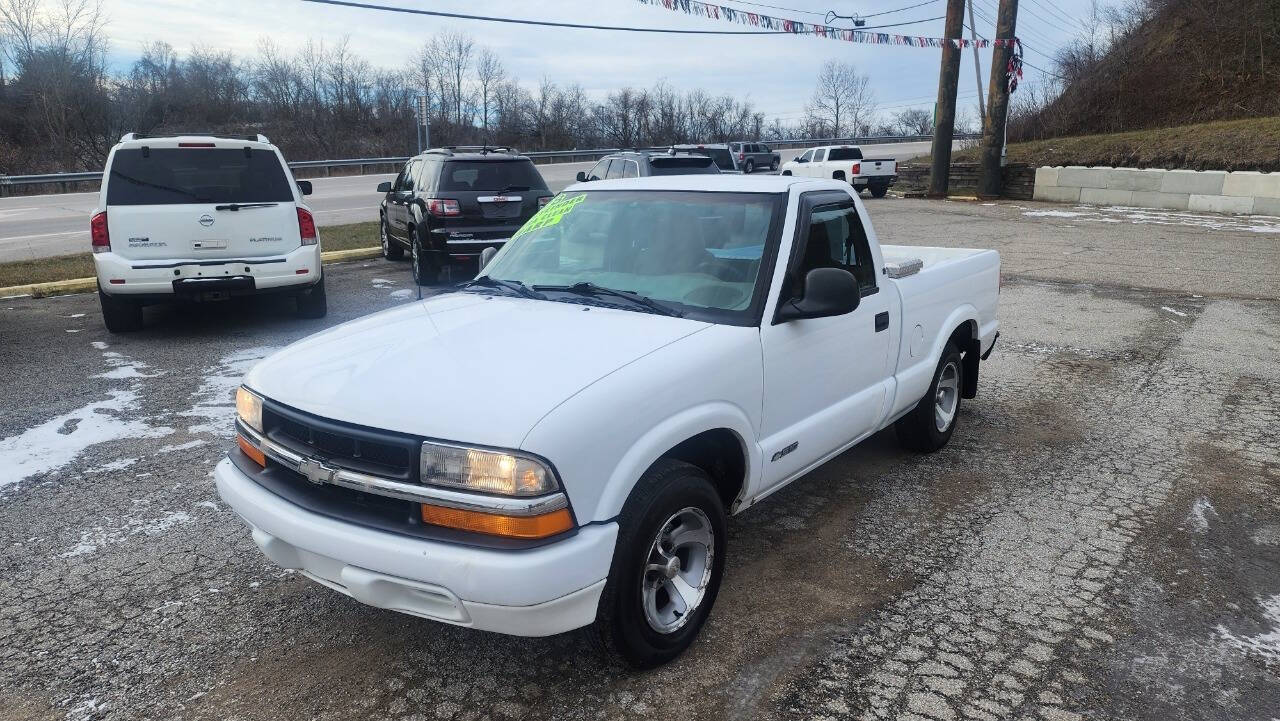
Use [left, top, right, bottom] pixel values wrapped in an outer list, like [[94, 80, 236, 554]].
[[298, 458, 338, 485]]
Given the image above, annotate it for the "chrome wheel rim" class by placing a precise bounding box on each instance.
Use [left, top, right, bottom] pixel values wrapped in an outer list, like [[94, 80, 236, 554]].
[[411, 242, 420, 281], [934, 361, 960, 431], [641, 507, 714, 634], [380, 222, 389, 256]]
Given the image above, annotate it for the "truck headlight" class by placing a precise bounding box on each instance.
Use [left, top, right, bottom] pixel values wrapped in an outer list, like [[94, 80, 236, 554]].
[[420, 442, 558, 496], [236, 386, 263, 432]]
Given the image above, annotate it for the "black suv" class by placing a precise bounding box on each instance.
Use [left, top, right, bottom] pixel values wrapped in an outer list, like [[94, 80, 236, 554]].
[[574, 150, 721, 182], [377, 147, 553, 284]]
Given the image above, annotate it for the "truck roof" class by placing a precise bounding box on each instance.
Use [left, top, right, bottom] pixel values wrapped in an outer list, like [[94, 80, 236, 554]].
[[566, 174, 842, 193], [113, 133, 275, 149]]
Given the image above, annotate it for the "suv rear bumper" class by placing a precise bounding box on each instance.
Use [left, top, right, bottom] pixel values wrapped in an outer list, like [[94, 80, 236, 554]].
[[214, 458, 616, 636], [94, 245, 321, 297]]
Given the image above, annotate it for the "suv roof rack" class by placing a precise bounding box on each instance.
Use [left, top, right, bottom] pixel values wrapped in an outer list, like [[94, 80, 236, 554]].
[[426, 145, 519, 156], [120, 132, 270, 144]]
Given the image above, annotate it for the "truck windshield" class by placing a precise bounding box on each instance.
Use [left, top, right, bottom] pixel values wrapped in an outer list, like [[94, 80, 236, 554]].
[[106, 148, 294, 205], [827, 148, 863, 161], [481, 190, 783, 324]]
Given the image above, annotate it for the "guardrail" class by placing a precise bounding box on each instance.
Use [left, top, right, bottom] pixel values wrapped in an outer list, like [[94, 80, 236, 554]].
[[0, 134, 975, 196]]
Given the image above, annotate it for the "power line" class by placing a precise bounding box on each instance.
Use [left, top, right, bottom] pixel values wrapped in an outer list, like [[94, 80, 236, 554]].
[[724, 0, 943, 20], [861, 0, 945, 19]]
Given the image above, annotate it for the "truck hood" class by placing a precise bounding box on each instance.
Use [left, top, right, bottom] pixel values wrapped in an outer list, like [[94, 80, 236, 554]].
[[244, 292, 709, 449]]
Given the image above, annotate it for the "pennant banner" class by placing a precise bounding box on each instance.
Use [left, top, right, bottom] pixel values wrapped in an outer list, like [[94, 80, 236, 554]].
[[636, 0, 1019, 49]]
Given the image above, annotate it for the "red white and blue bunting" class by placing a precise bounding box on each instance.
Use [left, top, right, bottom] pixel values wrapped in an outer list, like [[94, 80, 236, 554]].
[[635, 0, 1019, 49]]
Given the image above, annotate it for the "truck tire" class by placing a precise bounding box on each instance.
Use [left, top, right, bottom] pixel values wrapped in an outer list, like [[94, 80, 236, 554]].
[[380, 217, 403, 260], [770, 158, 779, 171], [895, 341, 963, 452], [781, 170, 791, 176], [295, 277, 328, 319], [99, 287, 143, 333], [744, 159, 755, 174], [870, 184, 889, 198], [592, 459, 726, 669], [410, 233, 438, 286]]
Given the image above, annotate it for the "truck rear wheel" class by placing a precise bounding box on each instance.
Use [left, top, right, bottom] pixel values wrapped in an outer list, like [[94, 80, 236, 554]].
[[591, 459, 726, 669], [744, 159, 755, 174], [895, 341, 963, 452], [870, 184, 889, 198], [295, 277, 328, 319], [99, 287, 143, 333], [410, 235, 438, 286]]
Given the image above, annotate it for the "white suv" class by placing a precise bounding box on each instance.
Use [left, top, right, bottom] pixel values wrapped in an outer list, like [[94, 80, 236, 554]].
[[91, 133, 325, 332]]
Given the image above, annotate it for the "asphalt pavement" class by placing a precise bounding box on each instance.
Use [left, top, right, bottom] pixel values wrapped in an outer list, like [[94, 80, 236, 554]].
[[1, 196, 1277, 720], [0, 142, 932, 263]]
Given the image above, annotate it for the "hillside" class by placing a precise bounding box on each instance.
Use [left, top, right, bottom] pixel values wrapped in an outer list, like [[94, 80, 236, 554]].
[[1012, 0, 1280, 141], [934, 117, 1280, 172]]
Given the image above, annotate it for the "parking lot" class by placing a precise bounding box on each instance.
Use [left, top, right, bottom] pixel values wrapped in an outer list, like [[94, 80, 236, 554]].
[[1, 197, 1278, 720]]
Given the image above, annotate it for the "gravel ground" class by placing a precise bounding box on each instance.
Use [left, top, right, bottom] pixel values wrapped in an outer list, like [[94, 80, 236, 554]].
[[1, 199, 1277, 720]]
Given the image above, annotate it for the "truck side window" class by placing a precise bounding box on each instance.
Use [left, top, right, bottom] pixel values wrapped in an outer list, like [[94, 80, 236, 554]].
[[401, 160, 417, 192], [587, 160, 609, 181], [392, 164, 409, 191], [814, 149, 826, 162], [622, 160, 639, 178], [792, 202, 877, 297], [798, 150, 813, 162]]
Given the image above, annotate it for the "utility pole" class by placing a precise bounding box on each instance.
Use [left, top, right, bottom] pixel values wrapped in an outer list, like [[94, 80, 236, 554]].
[[978, 0, 1018, 198], [927, 0, 967, 198], [968, 0, 985, 121]]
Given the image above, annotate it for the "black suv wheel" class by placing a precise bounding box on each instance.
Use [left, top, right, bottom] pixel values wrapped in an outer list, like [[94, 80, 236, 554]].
[[410, 234, 438, 286], [380, 217, 403, 260]]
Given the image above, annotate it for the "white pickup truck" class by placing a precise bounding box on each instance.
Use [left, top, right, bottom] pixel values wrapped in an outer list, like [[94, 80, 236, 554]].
[[216, 175, 999, 669], [781, 145, 898, 197]]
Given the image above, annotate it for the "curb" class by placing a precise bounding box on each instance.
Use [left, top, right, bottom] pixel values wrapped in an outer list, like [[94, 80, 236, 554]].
[[0, 247, 383, 300]]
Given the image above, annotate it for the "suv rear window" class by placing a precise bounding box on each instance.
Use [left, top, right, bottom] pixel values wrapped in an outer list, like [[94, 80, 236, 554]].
[[106, 148, 293, 205], [699, 149, 736, 171], [650, 156, 719, 175], [827, 148, 863, 161], [436, 160, 548, 192]]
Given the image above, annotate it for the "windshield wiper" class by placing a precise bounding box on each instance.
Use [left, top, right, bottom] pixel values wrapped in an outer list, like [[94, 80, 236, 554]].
[[533, 282, 683, 317], [497, 185, 531, 193], [109, 170, 210, 202], [457, 276, 546, 300], [215, 202, 279, 211]]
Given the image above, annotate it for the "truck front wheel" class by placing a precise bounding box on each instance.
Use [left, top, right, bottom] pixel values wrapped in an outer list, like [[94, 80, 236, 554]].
[[592, 459, 726, 669], [895, 341, 963, 452]]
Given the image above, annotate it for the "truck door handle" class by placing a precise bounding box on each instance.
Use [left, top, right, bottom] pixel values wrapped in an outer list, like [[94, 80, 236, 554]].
[[875, 312, 889, 332]]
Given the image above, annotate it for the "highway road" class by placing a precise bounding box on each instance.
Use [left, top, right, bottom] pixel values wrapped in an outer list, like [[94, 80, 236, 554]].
[[0, 141, 931, 263]]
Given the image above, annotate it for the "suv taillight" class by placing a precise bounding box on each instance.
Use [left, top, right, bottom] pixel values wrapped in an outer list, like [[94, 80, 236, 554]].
[[538, 196, 552, 208], [297, 207, 318, 245], [426, 198, 461, 217], [738, 152, 745, 161], [851, 162, 861, 175], [91, 211, 110, 253]]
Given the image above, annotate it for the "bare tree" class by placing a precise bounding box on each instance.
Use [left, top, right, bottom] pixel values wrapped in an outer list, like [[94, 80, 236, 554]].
[[474, 47, 503, 137], [431, 30, 473, 128], [893, 107, 934, 135], [805, 60, 876, 138]]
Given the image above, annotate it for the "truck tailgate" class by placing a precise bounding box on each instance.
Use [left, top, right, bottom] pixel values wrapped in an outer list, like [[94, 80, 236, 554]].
[[861, 158, 896, 176]]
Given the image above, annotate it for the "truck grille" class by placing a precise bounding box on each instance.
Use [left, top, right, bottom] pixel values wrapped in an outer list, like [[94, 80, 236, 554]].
[[262, 402, 419, 481]]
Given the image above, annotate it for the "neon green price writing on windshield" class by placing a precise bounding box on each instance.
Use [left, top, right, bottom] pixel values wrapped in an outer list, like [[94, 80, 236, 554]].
[[513, 193, 586, 239]]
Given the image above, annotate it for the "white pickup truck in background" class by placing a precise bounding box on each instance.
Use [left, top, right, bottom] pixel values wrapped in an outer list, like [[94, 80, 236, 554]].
[[782, 145, 898, 197], [216, 175, 999, 670]]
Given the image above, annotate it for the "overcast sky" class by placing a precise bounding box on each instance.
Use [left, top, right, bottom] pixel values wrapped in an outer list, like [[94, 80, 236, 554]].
[[100, 0, 1101, 126]]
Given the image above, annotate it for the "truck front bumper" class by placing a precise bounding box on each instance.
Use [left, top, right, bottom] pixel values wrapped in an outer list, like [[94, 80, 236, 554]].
[[214, 458, 617, 637]]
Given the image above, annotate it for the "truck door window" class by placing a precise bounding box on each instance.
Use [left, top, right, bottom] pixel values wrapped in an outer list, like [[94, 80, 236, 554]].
[[814, 149, 826, 162], [605, 159, 626, 180], [798, 150, 813, 162], [587, 160, 609, 181], [392, 164, 409, 191], [622, 160, 639, 178], [790, 202, 877, 297], [401, 161, 418, 192]]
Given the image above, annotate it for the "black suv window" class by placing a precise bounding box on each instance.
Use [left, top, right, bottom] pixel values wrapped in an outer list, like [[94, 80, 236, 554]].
[[106, 148, 293, 205], [437, 159, 548, 191], [649, 156, 718, 175]]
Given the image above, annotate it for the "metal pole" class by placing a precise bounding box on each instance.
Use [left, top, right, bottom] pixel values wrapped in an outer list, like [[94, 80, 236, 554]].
[[978, 0, 1018, 198], [927, 0, 967, 198], [968, 0, 985, 121]]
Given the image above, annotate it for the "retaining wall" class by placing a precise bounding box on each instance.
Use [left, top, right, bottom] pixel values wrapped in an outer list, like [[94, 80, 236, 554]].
[[1033, 167, 1280, 214], [897, 163, 1036, 200]]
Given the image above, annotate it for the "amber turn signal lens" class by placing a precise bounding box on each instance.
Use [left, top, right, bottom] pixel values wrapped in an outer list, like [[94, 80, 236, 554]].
[[420, 504, 573, 539], [238, 433, 266, 467]]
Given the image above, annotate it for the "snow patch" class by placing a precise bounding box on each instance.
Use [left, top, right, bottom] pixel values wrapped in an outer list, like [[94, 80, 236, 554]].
[[1161, 306, 1188, 317], [94, 350, 159, 380], [1023, 210, 1088, 218], [178, 346, 277, 436], [1217, 594, 1280, 666], [158, 439, 207, 453], [88, 457, 138, 474], [1187, 497, 1217, 533], [390, 288, 414, 299], [59, 510, 195, 558]]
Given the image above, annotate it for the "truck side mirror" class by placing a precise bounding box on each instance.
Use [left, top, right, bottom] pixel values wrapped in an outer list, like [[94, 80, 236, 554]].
[[377, 181, 392, 193], [479, 246, 499, 271], [296, 180, 313, 196], [575, 171, 588, 182], [775, 267, 860, 322]]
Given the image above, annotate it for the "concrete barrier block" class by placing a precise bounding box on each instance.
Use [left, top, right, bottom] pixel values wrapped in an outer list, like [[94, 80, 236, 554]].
[[1080, 187, 1134, 206], [1058, 166, 1109, 189], [1034, 166, 1060, 188], [1161, 170, 1225, 195], [1131, 191, 1190, 210], [1033, 185, 1081, 203], [1221, 171, 1280, 199], [1188, 194, 1254, 214], [1253, 197, 1280, 216], [1106, 168, 1164, 192]]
